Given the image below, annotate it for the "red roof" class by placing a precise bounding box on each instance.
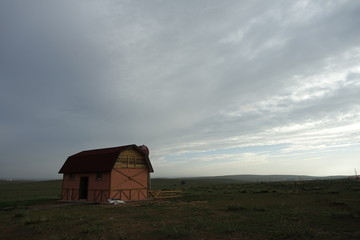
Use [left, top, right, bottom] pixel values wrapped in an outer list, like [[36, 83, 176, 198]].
[[58, 144, 154, 173]]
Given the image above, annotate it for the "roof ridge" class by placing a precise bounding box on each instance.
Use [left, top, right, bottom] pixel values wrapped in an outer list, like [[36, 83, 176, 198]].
[[59, 144, 154, 173], [72, 144, 136, 156], [81, 144, 136, 152]]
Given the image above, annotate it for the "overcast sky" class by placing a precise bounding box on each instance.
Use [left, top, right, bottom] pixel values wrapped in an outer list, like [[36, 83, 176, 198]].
[[1, 0, 359, 179]]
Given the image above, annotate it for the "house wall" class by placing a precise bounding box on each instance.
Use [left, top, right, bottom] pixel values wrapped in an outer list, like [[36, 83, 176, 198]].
[[110, 148, 150, 201], [61, 172, 110, 202], [110, 168, 150, 201]]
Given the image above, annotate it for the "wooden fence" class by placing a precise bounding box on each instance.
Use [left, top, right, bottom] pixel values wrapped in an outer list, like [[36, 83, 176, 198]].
[[148, 190, 182, 199]]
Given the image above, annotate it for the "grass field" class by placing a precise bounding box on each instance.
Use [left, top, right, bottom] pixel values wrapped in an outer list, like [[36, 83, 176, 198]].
[[0, 178, 359, 240], [0, 180, 61, 209]]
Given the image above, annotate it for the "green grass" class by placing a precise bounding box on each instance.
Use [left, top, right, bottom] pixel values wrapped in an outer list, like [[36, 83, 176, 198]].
[[0, 180, 61, 208], [0, 179, 359, 239]]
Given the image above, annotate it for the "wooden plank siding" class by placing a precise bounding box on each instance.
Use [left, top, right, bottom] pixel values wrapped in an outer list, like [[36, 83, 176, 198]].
[[114, 149, 147, 169]]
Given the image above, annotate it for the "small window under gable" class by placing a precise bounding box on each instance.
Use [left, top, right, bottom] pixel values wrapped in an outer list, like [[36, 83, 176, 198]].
[[69, 173, 75, 181], [96, 172, 103, 181]]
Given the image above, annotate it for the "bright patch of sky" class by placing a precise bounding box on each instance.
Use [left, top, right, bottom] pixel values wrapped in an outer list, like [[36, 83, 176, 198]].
[[166, 144, 289, 162]]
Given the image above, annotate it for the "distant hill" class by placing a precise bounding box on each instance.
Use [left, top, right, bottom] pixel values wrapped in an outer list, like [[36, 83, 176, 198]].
[[153, 174, 349, 184], [214, 174, 349, 182]]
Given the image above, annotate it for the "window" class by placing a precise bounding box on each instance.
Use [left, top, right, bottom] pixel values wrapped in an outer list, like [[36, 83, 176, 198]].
[[96, 172, 102, 181], [69, 173, 75, 181]]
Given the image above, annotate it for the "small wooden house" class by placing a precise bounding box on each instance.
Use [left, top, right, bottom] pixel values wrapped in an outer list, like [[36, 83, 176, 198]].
[[58, 144, 154, 202]]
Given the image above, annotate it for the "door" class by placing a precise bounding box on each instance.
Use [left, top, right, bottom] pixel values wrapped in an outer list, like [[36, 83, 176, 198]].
[[79, 177, 89, 200]]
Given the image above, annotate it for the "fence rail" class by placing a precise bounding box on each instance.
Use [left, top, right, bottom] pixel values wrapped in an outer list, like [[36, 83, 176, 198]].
[[148, 190, 182, 199]]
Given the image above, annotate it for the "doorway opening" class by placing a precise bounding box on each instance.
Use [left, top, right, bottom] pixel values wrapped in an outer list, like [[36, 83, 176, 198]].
[[79, 177, 89, 200]]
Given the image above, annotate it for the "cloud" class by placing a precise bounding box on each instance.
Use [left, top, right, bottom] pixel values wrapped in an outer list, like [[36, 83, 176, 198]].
[[0, 0, 359, 179]]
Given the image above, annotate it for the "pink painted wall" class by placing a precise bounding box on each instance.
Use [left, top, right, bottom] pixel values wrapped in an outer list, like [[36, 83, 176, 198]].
[[110, 168, 149, 201], [61, 172, 111, 202], [60, 159, 151, 202]]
